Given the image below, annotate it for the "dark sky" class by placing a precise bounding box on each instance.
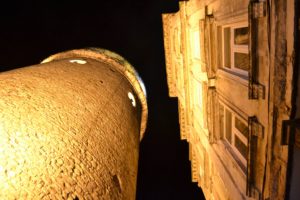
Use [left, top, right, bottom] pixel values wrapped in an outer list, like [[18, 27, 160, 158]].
[[0, 0, 205, 199]]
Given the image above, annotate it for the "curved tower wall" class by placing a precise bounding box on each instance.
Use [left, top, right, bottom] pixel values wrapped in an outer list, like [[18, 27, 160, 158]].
[[0, 49, 147, 199]]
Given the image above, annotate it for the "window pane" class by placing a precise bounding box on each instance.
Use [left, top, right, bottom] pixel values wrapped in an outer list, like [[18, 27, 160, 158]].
[[173, 28, 181, 57], [202, 83, 208, 129], [217, 26, 223, 68], [192, 31, 200, 59], [235, 117, 248, 139], [197, 82, 203, 108], [225, 109, 232, 143], [219, 104, 224, 138], [235, 135, 247, 159], [223, 27, 231, 68], [234, 27, 248, 45], [234, 52, 249, 71]]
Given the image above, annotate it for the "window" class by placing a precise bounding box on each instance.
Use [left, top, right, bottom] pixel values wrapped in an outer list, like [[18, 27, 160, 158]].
[[219, 102, 248, 167], [225, 109, 232, 143], [173, 27, 181, 58], [221, 23, 249, 75], [233, 116, 248, 163], [192, 79, 201, 110], [192, 30, 201, 59], [193, 80, 204, 126], [219, 104, 224, 138]]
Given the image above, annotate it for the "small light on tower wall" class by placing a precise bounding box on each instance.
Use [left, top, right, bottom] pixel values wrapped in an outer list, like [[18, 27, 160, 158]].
[[69, 59, 87, 64], [128, 92, 136, 107]]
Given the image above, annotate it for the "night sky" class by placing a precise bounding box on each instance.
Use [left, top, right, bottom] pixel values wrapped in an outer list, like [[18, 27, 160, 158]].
[[0, 0, 205, 199]]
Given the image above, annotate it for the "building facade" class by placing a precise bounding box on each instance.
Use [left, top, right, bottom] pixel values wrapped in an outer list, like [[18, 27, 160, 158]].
[[163, 0, 299, 199]]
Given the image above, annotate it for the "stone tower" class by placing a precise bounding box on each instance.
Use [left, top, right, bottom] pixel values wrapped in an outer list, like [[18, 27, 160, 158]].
[[0, 48, 148, 199]]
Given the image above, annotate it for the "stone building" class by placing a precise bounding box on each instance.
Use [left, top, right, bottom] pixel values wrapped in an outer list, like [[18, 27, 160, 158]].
[[0, 49, 147, 199], [162, 0, 299, 199]]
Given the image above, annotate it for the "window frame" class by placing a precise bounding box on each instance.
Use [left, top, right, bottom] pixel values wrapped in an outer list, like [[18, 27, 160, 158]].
[[221, 22, 249, 76], [232, 115, 248, 166], [192, 29, 201, 60], [219, 101, 248, 167], [173, 27, 181, 58], [193, 79, 205, 128]]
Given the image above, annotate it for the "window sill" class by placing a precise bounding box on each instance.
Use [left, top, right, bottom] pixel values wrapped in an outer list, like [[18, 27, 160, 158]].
[[217, 68, 248, 87], [211, 140, 247, 195], [222, 140, 247, 173], [213, 140, 247, 178]]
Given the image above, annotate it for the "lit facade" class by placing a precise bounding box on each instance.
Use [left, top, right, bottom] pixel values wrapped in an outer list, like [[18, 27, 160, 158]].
[[163, 0, 299, 199]]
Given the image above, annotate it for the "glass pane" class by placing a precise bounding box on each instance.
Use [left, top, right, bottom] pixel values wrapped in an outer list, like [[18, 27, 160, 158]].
[[235, 135, 247, 159], [235, 117, 248, 139], [173, 28, 181, 57], [209, 23, 215, 70], [192, 31, 200, 59], [202, 83, 208, 129], [223, 27, 231, 68], [219, 104, 224, 138], [198, 82, 203, 108], [234, 27, 248, 45], [217, 26, 223, 68], [225, 109, 232, 143], [234, 52, 249, 71]]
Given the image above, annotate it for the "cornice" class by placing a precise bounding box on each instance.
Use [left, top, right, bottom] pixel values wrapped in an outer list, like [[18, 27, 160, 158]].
[[162, 14, 177, 97]]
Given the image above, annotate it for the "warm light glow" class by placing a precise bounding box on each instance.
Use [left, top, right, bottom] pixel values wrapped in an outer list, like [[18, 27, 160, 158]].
[[192, 30, 201, 59], [69, 59, 87, 64], [128, 92, 136, 107]]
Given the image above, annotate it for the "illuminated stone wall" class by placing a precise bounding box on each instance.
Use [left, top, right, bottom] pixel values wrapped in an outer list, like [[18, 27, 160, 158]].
[[163, 0, 297, 199], [0, 49, 147, 199]]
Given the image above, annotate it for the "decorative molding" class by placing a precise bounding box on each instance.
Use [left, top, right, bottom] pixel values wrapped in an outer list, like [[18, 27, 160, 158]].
[[178, 101, 188, 140], [162, 14, 177, 97]]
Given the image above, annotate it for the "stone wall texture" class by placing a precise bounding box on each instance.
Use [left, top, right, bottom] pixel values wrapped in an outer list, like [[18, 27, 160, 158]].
[[0, 49, 147, 200]]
